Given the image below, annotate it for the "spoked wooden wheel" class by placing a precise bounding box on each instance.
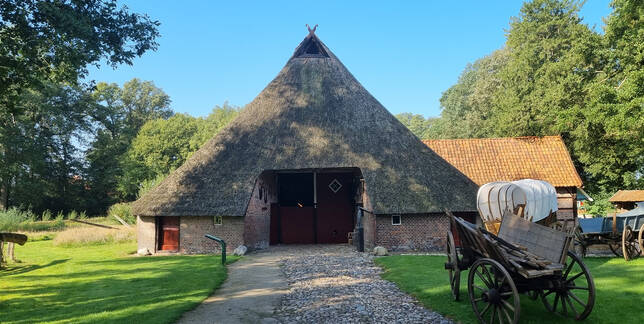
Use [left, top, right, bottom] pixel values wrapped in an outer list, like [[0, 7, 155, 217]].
[[446, 231, 461, 301], [572, 226, 587, 258], [541, 251, 595, 320], [622, 225, 641, 261], [468, 258, 520, 324]]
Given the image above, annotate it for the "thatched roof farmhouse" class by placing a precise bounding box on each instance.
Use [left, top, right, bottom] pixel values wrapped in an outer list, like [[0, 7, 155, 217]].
[[134, 30, 478, 254]]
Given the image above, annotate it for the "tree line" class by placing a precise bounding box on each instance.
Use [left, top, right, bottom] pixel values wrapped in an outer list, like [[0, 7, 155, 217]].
[[397, 0, 643, 201], [0, 1, 238, 215], [1, 0, 641, 217]]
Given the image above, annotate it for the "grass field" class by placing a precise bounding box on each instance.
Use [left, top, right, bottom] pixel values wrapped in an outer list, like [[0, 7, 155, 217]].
[[0, 241, 237, 324], [375, 255, 644, 324]]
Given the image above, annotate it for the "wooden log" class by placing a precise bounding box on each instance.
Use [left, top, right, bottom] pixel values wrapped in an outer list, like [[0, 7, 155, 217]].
[[69, 219, 117, 229], [111, 215, 131, 228]]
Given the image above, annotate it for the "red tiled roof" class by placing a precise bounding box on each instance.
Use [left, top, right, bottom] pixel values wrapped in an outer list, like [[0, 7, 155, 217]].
[[423, 136, 583, 187], [609, 190, 644, 202]]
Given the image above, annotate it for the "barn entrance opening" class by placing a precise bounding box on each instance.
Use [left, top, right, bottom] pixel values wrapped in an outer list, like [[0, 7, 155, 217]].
[[270, 169, 359, 245]]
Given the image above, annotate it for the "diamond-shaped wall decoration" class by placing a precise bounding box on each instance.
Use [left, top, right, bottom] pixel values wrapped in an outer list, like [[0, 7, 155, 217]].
[[328, 179, 342, 193]]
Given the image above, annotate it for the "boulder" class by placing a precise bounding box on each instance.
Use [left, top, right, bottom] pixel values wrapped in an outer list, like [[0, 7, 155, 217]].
[[373, 246, 388, 256], [137, 248, 151, 256], [233, 245, 248, 256]]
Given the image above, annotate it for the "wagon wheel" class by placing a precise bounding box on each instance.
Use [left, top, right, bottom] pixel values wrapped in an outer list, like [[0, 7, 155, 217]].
[[541, 251, 595, 320], [572, 226, 587, 258], [622, 225, 641, 261], [468, 258, 520, 324], [608, 242, 623, 257], [446, 231, 461, 301], [639, 224, 644, 254]]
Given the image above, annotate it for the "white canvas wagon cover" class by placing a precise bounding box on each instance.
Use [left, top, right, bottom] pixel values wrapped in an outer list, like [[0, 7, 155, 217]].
[[477, 179, 558, 223]]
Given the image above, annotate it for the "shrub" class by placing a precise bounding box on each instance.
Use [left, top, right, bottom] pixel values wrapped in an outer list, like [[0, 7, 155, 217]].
[[53, 226, 136, 247], [56, 211, 65, 221], [108, 203, 135, 224], [42, 209, 52, 221], [0, 208, 66, 232], [79, 211, 88, 219], [0, 207, 29, 231], [68, 210, 78, 220]]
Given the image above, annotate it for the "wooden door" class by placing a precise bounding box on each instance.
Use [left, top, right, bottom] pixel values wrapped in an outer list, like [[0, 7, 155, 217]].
[[316, 173, 354, 244], [159, 216, 179, 251], [280, 206, 315, 244]]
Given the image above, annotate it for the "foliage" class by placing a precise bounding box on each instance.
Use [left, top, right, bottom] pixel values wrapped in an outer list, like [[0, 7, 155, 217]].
[[584, 192, 615, 216], [119, 103, 240, 199], [53, 226, 135, 247], [376, 255, 644, 324], [0, 207, 66, 231], [436, 48, 510, 139], [137, 173, 168, 199], [1, 0, 160, 214], [413, 0, 643, 197], [394, 113, 437, 139], [1, 240, 237, 323], [0, 0, 159, 116], [41, 210, 52, 221], [107, 203, 134, 224], [86, 78, 173, 207]]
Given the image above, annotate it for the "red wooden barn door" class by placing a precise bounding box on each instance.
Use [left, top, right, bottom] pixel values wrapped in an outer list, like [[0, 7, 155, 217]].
[[316, 173, 354, 244], [159, 216, 180, 251]]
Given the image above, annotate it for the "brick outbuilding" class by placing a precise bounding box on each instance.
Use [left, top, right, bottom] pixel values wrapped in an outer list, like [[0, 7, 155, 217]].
[[424, 136, 584, 229]]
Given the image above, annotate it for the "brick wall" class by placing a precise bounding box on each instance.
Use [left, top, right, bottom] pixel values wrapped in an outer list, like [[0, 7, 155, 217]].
[[137, 216, 156, 253], [374, 212, 477, 252], [179, 216, 244, 254], [243, 171, 277, 250]]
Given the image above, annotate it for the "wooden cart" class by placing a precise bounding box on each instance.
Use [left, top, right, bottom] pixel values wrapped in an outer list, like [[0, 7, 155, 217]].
[[576, 211, 644, 261], [445, 212, 595, 323]]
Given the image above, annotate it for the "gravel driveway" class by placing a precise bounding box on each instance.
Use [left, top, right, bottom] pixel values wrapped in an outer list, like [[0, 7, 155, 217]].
[[270, 245, 452, 324]]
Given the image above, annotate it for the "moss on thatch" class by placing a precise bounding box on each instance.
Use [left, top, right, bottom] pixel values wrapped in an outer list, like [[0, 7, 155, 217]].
[[132, 33, 478, 216]]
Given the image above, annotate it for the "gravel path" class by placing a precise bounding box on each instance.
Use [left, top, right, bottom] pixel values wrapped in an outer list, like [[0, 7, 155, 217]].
[[271, 245, 452, 324]]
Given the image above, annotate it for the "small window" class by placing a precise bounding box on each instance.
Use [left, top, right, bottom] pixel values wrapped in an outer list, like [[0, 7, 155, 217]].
[[392, 214, 401, 225], [214, 216, 223, 226]]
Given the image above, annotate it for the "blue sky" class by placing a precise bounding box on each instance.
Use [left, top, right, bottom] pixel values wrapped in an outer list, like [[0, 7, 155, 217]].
[[87, 1, 612, 118]]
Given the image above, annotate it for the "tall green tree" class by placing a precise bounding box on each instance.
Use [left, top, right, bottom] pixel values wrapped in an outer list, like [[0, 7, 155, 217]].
[[572, 0, 644, 192], [1, 83, 96, 213], [0, 0, 159, 116], [86, 79, 173, 207], [437, 48, 509, 139], [118, 104, 240, 199], [490, 0, 601, 137], [0, 0, 159, 211]]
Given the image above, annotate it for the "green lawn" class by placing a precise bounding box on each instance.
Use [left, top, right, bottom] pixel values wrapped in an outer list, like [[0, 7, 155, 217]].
[[375, 255, 644, 324], [1, 241, 237, 324]]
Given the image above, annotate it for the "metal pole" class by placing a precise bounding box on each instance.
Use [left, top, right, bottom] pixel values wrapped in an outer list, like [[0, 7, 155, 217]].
[[204, 234, 226, 265]]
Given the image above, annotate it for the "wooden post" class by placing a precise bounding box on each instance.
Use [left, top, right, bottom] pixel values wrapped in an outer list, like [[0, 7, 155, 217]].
[[8, 242, 14, 262]]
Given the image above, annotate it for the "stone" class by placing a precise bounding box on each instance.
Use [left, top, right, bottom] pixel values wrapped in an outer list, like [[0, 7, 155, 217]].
[[233, 245, 248, 256], [373, 246, 388, 256], [137, 248, 151, 256]]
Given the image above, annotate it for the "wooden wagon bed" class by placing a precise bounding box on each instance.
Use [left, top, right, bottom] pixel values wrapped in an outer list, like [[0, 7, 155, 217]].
[[445, 211, 594, 323]]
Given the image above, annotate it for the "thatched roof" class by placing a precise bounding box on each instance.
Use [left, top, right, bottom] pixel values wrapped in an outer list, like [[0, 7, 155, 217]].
[[132, 32, 478, 216]]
